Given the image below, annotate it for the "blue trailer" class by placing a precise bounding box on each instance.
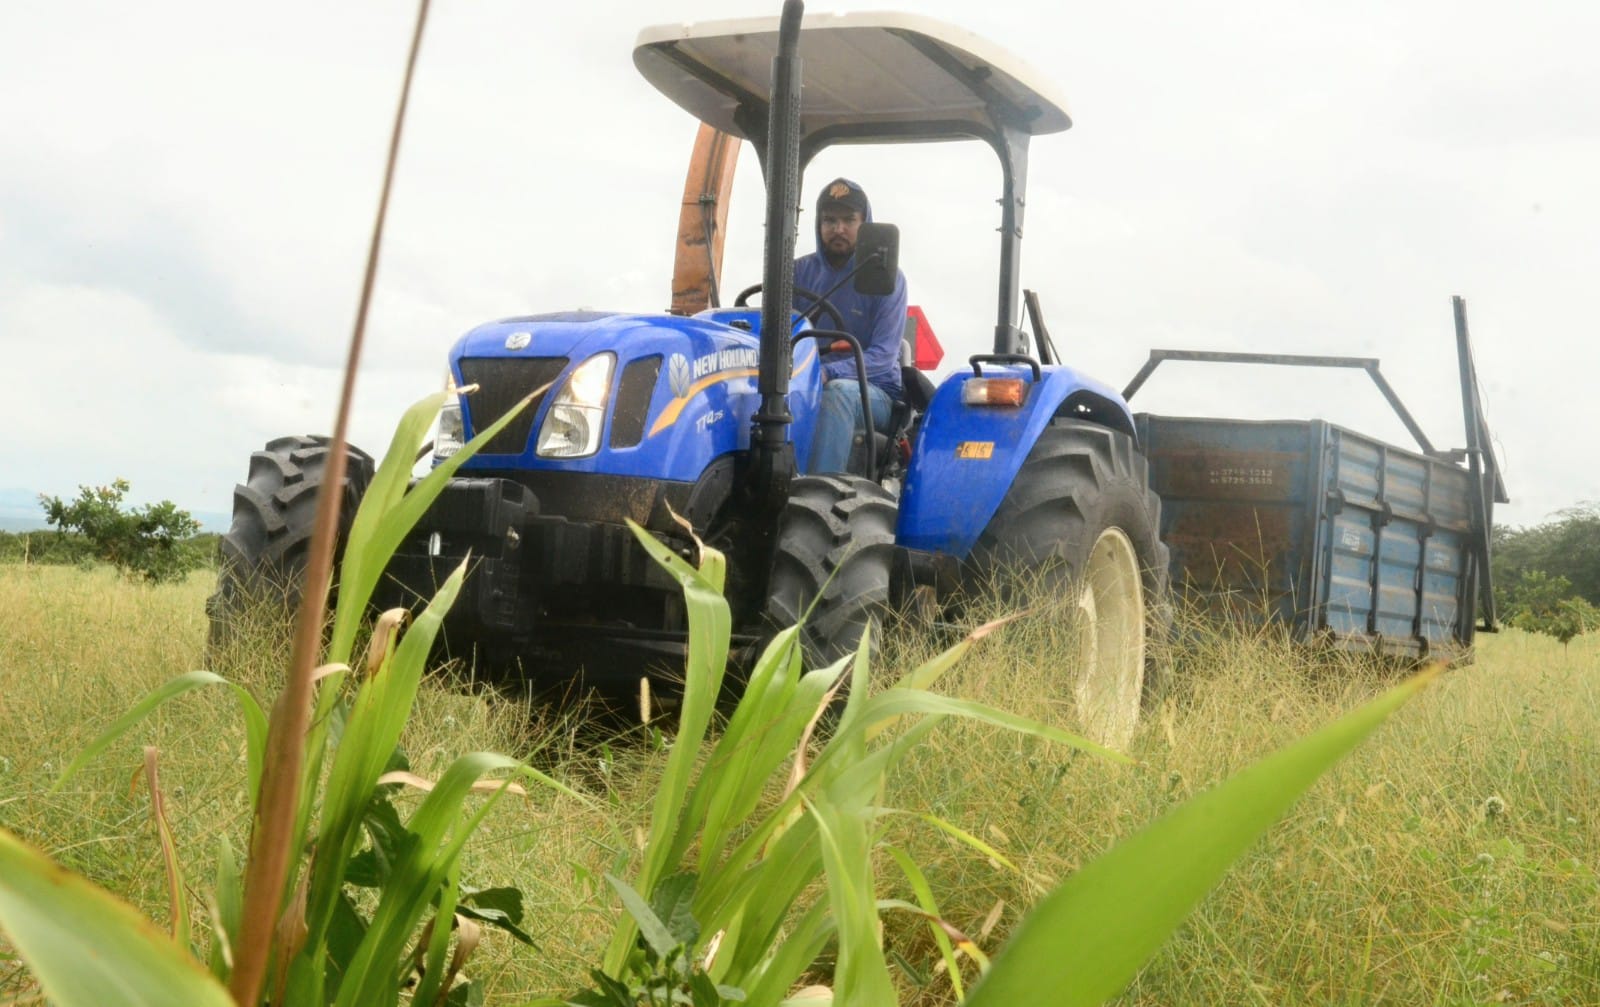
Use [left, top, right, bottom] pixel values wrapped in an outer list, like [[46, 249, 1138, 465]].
[[1124, 302, 1507, 660]]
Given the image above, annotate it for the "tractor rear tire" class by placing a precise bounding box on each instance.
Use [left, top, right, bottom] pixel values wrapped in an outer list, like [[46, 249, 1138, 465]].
[[762, 475, 897, 671], [206, 435, 375, 647], [967, 420, 1170, 748]]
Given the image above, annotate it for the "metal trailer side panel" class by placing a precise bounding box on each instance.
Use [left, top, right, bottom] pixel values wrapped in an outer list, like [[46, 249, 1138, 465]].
[[1321, 425, 1478, 658], [1137, 414, 1480, 659]]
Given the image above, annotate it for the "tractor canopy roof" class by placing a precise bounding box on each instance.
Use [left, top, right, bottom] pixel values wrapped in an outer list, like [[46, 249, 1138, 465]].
[[633, 11, 1071, 154]]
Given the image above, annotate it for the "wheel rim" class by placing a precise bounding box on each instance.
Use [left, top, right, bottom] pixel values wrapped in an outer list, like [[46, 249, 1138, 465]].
[[1074, 527, 1146, 748]]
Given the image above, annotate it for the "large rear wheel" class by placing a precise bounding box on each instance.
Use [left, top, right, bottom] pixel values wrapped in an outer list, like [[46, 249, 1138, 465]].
[[206, 435, 374, 646], [761, 474, 897, 670], [967, 420, 1169, 747]]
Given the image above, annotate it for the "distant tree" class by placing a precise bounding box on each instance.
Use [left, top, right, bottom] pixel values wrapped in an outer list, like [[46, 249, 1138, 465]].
[[1502, 569, 1598, 647], [40, 479, 204, 584], [1493, 503, 1600, 610], [0, 529, 97, 567]]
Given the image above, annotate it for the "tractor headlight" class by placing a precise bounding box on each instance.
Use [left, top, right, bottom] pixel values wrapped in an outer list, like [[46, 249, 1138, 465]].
[[434, 399, 465, 459], [433, 370, 467, 461], [536, 353, 615, 458]]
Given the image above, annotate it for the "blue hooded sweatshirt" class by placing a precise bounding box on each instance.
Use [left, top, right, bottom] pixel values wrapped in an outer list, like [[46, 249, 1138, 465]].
[[793, 177, 907, 397]]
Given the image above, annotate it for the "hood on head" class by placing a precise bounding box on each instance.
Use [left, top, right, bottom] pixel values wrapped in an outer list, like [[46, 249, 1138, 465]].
[[812, 176, 874, 257]]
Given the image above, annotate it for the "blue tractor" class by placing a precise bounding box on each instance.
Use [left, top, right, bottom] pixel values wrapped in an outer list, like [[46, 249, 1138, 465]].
[[211, 4, 1169, 743]]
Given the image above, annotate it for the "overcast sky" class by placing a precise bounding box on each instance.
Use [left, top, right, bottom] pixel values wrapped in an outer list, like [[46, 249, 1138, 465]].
[[2, 0, 1595, 529]]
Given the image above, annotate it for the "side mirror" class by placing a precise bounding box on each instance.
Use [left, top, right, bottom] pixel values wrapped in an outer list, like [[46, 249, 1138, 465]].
[[853, 222, 899, 296]]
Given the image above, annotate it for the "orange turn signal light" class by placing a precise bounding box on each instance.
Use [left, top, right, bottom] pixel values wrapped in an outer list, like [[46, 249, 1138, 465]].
[[962, 377, 1027, 407]]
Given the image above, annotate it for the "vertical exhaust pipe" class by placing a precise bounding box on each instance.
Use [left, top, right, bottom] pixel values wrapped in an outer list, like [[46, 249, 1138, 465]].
[[751, 0, 805, 505]]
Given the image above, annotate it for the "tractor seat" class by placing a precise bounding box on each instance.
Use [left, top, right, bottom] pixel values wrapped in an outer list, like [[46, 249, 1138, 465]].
[[901, 365, 936, 413]]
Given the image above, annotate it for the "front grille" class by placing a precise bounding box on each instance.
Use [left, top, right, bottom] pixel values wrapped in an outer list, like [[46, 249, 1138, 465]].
[[458, 357, 568, 455]]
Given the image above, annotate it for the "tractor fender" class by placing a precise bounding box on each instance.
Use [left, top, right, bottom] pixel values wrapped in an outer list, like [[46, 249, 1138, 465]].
[[896, 363, 1136, 559]]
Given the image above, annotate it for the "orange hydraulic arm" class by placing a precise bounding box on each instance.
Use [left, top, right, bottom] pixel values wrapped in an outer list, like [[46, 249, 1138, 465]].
[[669, 123, 742, 316]]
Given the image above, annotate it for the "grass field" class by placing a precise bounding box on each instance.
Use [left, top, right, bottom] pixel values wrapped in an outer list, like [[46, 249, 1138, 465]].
[[1, 563, 1596, 1005]]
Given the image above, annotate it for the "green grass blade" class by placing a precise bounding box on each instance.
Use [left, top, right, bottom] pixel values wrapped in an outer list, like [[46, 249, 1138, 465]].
[[0, 828, 234, 1007], [804, 792, 896, 1006], [964, 666, 1440, 1007], [410, 861, 462, 1007], [604, 521, 731, 974], [693, 640, 826, 877], [300, 389, 537, 924], [329, 385, 538, 667], [882, 845, 965, 1000], [235, 683, 269, 812], [327, 390, 449, 663], [208, 836, 242, 982], [857, 689, 1133, 765], [887, 811, 1020, 875], [739, 898, 834, 1007], [302, 561, 468, 961], [52, 670, 263, 791]]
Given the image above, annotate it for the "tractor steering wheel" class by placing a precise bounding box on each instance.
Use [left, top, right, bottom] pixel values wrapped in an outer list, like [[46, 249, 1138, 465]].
[[731, 283, 846, 333]]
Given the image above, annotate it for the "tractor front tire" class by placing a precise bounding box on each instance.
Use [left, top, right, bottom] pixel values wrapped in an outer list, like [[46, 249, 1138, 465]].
[[967, 420, 1170, 748], [762, 475, 897, 671], [206, 435, 375, 647]]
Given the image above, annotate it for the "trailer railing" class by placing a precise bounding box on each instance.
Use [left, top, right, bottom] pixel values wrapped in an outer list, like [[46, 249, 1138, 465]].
[[1121, 298, 1507, 631]]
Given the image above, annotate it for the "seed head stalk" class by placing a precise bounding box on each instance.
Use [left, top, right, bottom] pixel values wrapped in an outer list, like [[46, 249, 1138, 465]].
[[227, 2, 431, 1002]]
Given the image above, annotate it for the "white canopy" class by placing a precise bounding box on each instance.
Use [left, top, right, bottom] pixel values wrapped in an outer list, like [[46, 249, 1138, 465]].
[[634, 11, 1071, 146]]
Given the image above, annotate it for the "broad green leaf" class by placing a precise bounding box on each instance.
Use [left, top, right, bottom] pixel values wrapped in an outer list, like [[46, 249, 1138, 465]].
[[336, 753, 576, 1007], [458, 886, 537, 946], [801, 639, 897, 1006], [650, 872, 701, 947], [606, 873, 680, 961], [0, 828, 234, 1007], [307, 388, 538, 841], [964, 666, 1439, 1007], [693, 639, 822, 878], [326, 390, 445, 664]]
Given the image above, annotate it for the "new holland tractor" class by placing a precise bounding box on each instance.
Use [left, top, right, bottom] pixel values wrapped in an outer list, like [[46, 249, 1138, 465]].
[[211, 4, 1172, 741]]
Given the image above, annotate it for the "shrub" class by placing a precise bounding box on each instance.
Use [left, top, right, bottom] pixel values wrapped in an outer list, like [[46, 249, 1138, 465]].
[[40, 479, 203, 583], [1503, 570, 1598, 646]]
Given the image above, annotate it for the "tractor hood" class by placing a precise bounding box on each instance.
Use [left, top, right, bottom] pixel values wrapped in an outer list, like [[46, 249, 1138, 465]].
[[440, 309, 822, 480], [453, 311, 633, 361]]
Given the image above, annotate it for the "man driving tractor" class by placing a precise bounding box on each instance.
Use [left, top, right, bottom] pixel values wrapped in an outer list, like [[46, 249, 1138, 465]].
[[794, 177, 908, 473]]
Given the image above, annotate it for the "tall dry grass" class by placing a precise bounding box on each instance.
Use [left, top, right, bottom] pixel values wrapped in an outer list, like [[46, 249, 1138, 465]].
[[2, 563, 1596, 1004]]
